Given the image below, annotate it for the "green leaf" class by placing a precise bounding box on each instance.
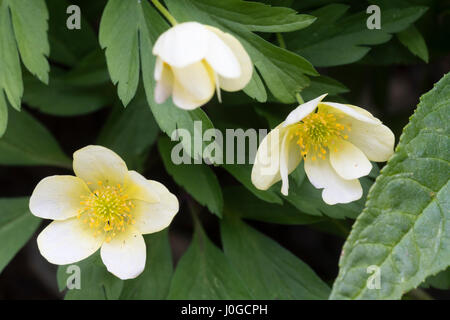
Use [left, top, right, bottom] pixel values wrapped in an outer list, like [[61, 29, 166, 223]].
[[224, 186, 321, 225], [99, 0, 141, 106], [165, 0, 318, 103], [6, 0, 50, 83], [167, 222, 253, 299], [222, 163, 283, 205], [330, 73, 450, 300], [0, 108, 71, 168], [0, 0, 23, 111], [301, 76, 349, 101], [23, 67, 112, 117], [287, 4, 428, 67], [397, 25, 429, 63], [97, 91, 159, 171], [0, 91, 6, 137], [57, 253, 123, 300], [158, 136, 223, 217], [221, 212, 330, 299], [120, 231, 173, 299], [0, 197, 40, 273], [100, 0, 215, 161]]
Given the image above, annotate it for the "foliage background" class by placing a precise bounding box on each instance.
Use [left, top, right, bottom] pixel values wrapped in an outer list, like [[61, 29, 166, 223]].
[[0, 0, 449, 299]]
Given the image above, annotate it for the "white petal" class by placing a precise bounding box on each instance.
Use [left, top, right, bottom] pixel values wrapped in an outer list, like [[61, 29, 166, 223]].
[[204, 28, 241, 79], [154, 57, 164, 81], [100, 226, 146, 280], [153, 22, 209, 68], [206, 26, 253, 92], [171, 61, 215, 101], [330, 139, 372, 180], [37, 218, 104, 265], [320, 102, 380, 124], [283, 94, 328, 127], [73, 145, 128, 188], [154, 60, 173, 104], [279, 130, 302, 195], [251, 125, 301, 192], [345, 118, 394, 162], [304, 155, 363, 205], [126, 170, 160, 203], [30, 176, 91, 220], [132, 181, 179, 234]]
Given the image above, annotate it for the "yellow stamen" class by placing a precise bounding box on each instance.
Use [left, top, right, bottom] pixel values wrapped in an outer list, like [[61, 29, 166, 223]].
[[292, 110, 350, 160], [78, 183, 134, 240]]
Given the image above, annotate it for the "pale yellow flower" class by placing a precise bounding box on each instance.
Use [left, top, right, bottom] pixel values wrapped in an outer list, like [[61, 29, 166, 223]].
[[251, 94, 395, 205], [29, 146, 179, 280], [153, 21, 253, 110]]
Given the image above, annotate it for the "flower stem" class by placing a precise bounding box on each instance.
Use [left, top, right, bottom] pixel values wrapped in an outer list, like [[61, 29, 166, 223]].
[[151, 0, 177, 26], [296, 92, 304, 104], [276, 33, 286, 49]]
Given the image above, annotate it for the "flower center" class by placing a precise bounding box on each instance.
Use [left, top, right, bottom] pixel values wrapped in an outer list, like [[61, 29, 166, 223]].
[[292, 111, 351, 161], [78, 182, 135, 242]]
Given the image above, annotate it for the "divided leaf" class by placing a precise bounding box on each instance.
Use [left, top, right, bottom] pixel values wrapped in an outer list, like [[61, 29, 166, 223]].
[[221, 212, 330, 299], [0, 197, 40, 273], [286, 3, 428, 67], [99, 0, 216, 160], [165, 0, 318, 103], [158, 136, 223, 217], [0, 108, 71, 168], [330, 73, 450, 300], [167, 222, 253, 299]]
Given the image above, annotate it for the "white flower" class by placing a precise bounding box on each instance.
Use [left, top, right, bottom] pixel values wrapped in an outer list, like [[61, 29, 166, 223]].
[[29, 145, 179, 280], [152, 21, 253, 110], [251, 94, 395, 205]]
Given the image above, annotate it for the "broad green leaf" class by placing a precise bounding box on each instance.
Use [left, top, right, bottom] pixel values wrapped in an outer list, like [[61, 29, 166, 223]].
[[167, 222, 253, 299], [287, 3, 428, 67], [0, 197, 40, 273], [6, 0, 50, 83], [23, 67, 112, 117], [330, 73, 450, 300], [57, 253, 123, 300], [97, 91, 159, 171], [224, 186, 321, 225], [120, 231, 173, 299], [165, 0, 318, 103], [222, 163, 282, 205], [397, 25, 429, 63], [158, 137, 223, 217], [0, 108, 71, 168], [221, 212, 330, 299], [100, 0, 215, 161]]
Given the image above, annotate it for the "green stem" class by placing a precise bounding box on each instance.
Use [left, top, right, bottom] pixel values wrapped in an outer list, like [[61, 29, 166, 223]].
[[295, 92, 304, 104], [151, 0, 177, 26], [276, 33, 286, 49]]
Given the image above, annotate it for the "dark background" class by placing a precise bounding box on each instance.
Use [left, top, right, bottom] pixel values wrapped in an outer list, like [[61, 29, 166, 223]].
[[0, 0, 449, 299]]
